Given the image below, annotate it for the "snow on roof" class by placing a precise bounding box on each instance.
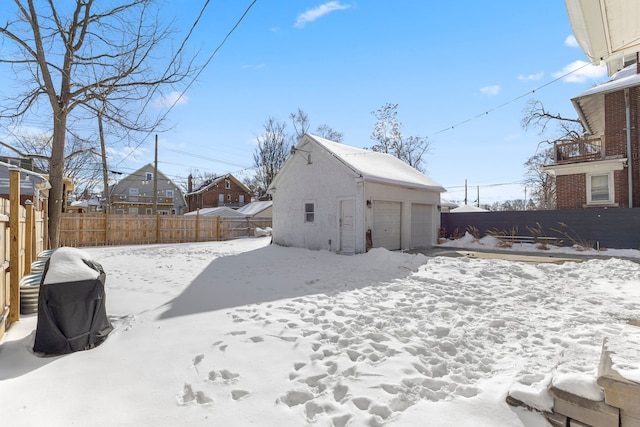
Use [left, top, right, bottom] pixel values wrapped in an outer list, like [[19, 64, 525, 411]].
[[450, 204, 489, 213], [183, 206, 245, 217], [236, 200, 272, 216], [572, 64, 640, 135], [306, 134, 446, 192]]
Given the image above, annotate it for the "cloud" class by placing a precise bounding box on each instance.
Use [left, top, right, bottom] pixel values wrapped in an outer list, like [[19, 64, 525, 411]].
[[153, 91, 189, 108], [480, 85, 501, 96], [518, 72, 544, 81], [565, 35, 579, 48], [294, 1, 351, 28], [553, 60, 607, 83]]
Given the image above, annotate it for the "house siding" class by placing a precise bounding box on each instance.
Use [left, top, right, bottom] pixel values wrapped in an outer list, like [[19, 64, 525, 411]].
[[271, 144, 363, 252], [109, 164, 186, 214], [186, 177, 252, 212], [555, 85, 640, 209], [271, 135, 443, 254], [556, 174, 586, 209]]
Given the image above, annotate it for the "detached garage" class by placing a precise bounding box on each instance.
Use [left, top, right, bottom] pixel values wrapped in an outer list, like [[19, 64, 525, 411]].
[[268, 134, 446, 254]]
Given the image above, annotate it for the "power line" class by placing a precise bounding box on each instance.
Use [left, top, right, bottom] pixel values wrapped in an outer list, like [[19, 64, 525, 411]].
[[431, 61, 594, 137], [114, 0, 258, 168]]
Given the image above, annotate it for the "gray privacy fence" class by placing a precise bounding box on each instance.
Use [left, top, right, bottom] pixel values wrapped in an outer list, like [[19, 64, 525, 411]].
[[440, 208, 640, 250]]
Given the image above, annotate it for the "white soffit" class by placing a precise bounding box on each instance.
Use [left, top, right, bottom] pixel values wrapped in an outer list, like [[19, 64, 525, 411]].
[[565, 0, 640, 74]]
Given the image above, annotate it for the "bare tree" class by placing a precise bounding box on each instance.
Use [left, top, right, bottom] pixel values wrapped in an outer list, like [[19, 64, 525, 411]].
[[252, 118, 290, 197], [370, 103, 430, 173], [315, 124, 343, 142], [0, 0, 195, 247], [521, 99, 586, 210], [1, 131, 102, 198], [524, 147, 556, 210], [290, 108, 343, 142], [521, 99, 584, 141], [289, 108, 310, 143]]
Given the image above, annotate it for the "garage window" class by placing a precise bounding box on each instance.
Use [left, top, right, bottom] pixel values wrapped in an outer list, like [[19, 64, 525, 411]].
[[304, 203, 315, 223]]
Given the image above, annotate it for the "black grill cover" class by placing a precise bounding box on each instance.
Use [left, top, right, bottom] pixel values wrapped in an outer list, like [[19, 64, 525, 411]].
[[33, 250, 112, 355]]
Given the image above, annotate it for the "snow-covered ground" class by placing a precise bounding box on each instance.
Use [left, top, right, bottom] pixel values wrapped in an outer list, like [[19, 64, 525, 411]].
[[1, 236, 639, 426]]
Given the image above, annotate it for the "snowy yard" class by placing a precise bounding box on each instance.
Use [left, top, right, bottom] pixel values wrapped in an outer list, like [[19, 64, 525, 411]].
[[1, 236, 639, 426]]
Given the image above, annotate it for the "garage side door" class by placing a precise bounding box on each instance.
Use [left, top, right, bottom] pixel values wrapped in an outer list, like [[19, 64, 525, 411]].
[[372, 201, 401, 250], [411, 203, 431, 248]]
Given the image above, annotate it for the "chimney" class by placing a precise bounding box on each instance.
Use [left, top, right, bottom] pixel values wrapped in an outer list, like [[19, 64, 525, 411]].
[[188, 174, 193, 193]]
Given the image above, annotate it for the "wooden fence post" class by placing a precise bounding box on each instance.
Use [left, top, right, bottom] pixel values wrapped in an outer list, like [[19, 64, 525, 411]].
[[156, 214, 161, 243], [24, 200, 33, 275], [9, 167, 20, 323], [195, 210, 200, 242]]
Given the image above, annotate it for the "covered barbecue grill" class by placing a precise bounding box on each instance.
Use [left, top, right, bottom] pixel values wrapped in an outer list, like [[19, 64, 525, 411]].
[[33, 247, 112, 355]]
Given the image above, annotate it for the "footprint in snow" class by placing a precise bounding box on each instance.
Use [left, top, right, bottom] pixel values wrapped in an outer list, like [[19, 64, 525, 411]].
[[176, 383, 213, 406]]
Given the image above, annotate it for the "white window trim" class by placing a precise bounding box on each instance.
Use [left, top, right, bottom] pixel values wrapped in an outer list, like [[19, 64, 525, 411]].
[[586, 171, 614, 205], [304, 201, 315, 224]]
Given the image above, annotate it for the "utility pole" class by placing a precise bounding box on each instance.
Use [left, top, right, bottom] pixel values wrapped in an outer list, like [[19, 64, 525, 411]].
[[153, 135, 158, 215], [98, 104, 109, 213], [464, 179, 468, 205]]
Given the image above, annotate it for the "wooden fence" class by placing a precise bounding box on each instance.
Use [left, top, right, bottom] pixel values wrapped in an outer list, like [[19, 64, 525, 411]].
[[0, 176, 46, 340], [59, 213, 272, 247]]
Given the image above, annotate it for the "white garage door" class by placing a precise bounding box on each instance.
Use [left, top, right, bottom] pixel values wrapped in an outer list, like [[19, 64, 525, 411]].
[[372, 201, 401, 250], [411, 203, 432, 248]]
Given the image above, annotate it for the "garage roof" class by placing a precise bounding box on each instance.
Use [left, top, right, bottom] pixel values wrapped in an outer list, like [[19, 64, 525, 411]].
[[303, 134, 445, 192]]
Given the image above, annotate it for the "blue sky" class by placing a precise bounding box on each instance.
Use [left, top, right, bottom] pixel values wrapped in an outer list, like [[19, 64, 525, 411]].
[[1, 1, 609, 205]]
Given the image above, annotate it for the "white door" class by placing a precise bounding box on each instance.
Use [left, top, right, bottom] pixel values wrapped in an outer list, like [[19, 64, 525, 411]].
[[411, 203, 432, 248], [372, 201, 401, 250], [339, 199, 355, 253]]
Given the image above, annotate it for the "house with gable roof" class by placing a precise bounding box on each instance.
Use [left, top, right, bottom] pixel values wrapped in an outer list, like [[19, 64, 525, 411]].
[[109, 163, 186, 215], [268, 134, 445, 254], [185, 173, 252, 213]]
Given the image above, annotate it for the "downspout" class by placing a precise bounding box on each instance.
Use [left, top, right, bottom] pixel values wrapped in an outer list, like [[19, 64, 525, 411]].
[[625, 88, 633, 207]]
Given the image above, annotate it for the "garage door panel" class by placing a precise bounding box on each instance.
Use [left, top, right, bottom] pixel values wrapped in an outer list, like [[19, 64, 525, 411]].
[[411, 203, 431, 248], [372, 201, 401, 250]]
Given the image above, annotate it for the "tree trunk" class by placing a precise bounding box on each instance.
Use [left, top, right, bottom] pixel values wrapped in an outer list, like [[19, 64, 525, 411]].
[[47, 109, 68, 249]]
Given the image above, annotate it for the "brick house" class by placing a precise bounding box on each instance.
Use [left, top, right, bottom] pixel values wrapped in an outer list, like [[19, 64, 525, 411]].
[[185, 174, 252, 213], [543, 63, 640, 209]]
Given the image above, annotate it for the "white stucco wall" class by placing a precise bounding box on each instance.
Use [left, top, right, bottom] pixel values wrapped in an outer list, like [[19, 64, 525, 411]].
[[271, 137, 442, 254], [271, 143, 364, 252]]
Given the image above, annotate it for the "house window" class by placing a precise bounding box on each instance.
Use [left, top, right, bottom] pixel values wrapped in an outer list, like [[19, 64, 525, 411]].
[[129, 207, 138, 215], [227, 194, 231, 201], [225, 179, 231, 189], [146, 208, 153, 214], [587, 172, 613, 204], [304, 202, 315, 223], [166, 189, 174, 198], [115, 209, 124, 214], [146, 172, 153, 181], [129, 188, 139, 196]]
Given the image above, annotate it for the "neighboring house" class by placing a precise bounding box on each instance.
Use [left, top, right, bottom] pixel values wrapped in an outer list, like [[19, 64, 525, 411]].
[[0, 160, 51, 209], [268, 134, 445, 254], [109, 164, 186, 215], [236, 200, 273, 218], [185, 174, 252, 212], [543, 63, 640, 209], [67, 196, 101, 213]]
